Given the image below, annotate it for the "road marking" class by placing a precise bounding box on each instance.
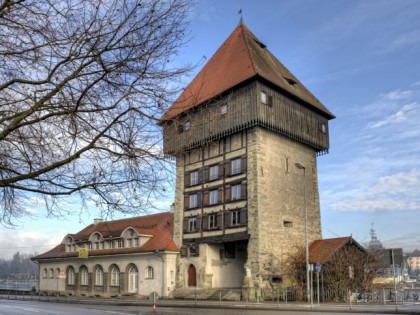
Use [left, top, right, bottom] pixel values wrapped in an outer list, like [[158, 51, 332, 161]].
[[21, 308, 40, 313]]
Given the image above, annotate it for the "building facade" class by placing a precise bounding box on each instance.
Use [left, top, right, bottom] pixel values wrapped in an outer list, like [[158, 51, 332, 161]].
[[407, 250, 420, 274], [159, 21, 335, 293], [32, 212, 178, 298]]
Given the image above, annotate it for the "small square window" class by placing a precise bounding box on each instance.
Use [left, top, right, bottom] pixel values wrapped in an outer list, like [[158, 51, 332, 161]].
[[261, 91, 267, 104], [284, 221, 293, 228], [261, 91, 273, 106], [221, 104, 227, 114]]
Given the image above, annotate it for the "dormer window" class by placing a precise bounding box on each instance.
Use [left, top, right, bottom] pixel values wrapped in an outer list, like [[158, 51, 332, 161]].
[[285, 78, 297, 86]]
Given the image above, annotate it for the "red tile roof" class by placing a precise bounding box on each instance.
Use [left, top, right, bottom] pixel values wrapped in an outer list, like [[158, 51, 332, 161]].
[[161, 22, 335, 122], [309, 236, 365, 264], [33, 212, 178, 260]]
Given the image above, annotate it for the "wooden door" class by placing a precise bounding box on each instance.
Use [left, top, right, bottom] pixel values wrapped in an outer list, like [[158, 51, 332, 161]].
[[188, 264, 197, 287]]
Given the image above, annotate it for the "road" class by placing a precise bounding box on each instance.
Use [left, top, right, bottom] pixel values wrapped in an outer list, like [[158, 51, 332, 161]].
[[1, 299, 420, 315]]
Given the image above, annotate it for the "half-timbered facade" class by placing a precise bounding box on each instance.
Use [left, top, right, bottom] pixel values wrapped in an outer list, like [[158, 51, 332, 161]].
[[159, 21, 335, 293]]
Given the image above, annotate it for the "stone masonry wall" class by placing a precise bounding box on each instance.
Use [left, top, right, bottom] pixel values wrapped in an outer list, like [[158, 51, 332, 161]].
[[246, 126, 321, 283]]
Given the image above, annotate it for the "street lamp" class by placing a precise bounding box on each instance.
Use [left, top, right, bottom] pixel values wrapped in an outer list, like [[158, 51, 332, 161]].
[[295, 162, 310, 303]]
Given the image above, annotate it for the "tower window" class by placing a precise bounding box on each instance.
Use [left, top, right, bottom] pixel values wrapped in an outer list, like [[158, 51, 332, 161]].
[[190, 171, 199, 186], [209, 214, 218, 229], [261, 91, 273, 106], [231, 158, 241, 175], [232, 210, 241, 225], [284, 221, 293, 228], [221, 104, 227, 114], [232, 184, 241, 200], [189, 194, 198, 208], [209, 190, 218, 205], [188, 217, 197, 232], [209, 165, 219, 180]]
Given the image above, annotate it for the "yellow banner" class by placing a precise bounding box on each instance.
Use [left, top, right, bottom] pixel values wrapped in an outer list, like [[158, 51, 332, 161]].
[[78, 248, 89, 258]]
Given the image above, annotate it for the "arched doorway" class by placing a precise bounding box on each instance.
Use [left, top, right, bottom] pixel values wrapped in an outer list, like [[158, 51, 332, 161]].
[[128, 266, 138, 293], [188, 264, 197, 287]]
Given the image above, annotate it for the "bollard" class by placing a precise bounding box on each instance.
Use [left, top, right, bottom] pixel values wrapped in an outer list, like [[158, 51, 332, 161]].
[[349, 290, 352, 310]]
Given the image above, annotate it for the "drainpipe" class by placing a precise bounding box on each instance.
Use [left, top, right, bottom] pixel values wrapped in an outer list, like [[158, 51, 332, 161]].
[[154, 250, 165, 298]]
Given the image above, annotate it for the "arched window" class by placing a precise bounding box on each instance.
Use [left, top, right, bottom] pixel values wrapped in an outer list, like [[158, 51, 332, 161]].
[[49, 268, 54, 278], [80, 266, 89, 286], [43, 268, 48, 279], [67, 267, 75, 285], [110, 266, 120, 286], [95, 266, 104, 286], [145, 266, 154, 279]]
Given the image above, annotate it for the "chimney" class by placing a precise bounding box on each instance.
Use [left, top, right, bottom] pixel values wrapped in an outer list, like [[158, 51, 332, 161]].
[[94, 218, 103, 225]]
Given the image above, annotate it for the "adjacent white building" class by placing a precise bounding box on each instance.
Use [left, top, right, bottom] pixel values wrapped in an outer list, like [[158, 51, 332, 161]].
[[32, 212, 178, 298]]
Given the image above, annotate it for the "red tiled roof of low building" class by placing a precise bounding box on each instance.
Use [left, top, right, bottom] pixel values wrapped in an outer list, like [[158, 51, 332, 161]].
[[309, 236, 365, 264], [32, 212, 178, 260]]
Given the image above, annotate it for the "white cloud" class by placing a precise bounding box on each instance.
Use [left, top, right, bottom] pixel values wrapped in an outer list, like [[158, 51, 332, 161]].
[[330, 169, 420, 212], [381, 89, 413, 101], [368, 102, 418, 128], [385, 29, 420, 52]]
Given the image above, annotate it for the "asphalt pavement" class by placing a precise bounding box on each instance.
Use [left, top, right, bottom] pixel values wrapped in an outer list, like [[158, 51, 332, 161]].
[[1, 293, 420, 314]]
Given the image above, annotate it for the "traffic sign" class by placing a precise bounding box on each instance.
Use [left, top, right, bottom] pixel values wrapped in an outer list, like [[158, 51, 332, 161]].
[[315, 263, 322, 273]]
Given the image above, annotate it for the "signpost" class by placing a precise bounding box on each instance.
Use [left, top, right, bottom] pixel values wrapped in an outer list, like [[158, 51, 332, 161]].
[[315, 263, 321, 305]]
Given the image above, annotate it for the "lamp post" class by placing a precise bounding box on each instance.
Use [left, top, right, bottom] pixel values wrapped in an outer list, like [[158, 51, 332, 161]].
[[295, 162, 310, 303]]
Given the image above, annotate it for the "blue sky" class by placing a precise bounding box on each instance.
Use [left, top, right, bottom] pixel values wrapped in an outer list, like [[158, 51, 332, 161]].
[[1, 0, 420, 259]]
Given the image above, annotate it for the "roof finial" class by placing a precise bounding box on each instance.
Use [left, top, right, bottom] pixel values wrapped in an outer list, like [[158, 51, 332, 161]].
[[238, 9, 243, 26]]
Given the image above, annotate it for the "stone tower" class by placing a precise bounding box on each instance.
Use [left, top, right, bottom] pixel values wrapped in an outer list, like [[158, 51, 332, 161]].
[[159, 22, 335, 292]]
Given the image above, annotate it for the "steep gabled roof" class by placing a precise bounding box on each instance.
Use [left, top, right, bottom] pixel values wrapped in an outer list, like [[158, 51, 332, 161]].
[[32, 212, 178, 261], [309, 236, 365, 264], [161, 22, 335, 122]]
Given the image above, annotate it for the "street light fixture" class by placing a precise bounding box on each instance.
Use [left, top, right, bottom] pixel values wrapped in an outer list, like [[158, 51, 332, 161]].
[[295, 162, 310, 303]]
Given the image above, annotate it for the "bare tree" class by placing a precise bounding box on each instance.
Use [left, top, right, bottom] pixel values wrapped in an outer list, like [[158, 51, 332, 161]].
[[284, 243, 382, 302], [0, 0, 192, 225]]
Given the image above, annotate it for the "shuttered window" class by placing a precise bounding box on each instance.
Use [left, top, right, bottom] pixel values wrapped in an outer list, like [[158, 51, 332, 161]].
[[190, 171, 199, 186], [232, 184, 241, 200], [189, 194, 198, 208], [231, 158, 241, 175], [209, 214, 217, 229], [209, 190, 218, 205], [209, 165, 219, 180]]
